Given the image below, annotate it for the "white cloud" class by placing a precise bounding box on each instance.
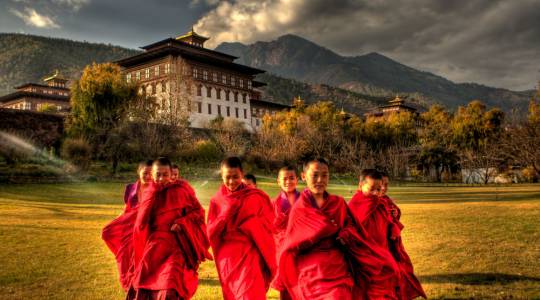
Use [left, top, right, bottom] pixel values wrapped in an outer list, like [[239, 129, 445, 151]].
[[52, 0, 90, 11], [10, 7, 60, 29]]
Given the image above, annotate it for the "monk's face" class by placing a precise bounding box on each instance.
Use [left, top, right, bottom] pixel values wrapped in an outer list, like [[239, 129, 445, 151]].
[[380, 176, 389, 196], [242, 178, 256, 188], [152, 164, 171, 186], [138, 166, 152, 185], [278, 170, 298, 193], [221, 166, 243, 192], [360, 177, 381, 196], [171, 168, 179, 180], [302, 162, 329, 196]]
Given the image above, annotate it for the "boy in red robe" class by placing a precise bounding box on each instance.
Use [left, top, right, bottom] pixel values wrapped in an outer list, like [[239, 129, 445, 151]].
[[379, 171, 426, 300], [207, 157, 276, 300], [272, 166, 301, 300], [347, 169, 425, 300], [279, 158, 354, 300], [103, 157, 212, 300]]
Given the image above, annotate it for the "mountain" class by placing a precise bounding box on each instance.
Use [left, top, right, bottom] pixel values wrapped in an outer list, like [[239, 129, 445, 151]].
[[0, 33, 139, 96], [216, 34, 535, 112]]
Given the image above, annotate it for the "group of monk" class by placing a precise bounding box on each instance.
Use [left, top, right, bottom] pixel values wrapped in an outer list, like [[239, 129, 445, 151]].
[[102, 156, 426, 300]]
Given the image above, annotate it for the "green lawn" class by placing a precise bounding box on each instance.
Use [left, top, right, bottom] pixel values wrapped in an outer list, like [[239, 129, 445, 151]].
[[0, 181, 539, 299]]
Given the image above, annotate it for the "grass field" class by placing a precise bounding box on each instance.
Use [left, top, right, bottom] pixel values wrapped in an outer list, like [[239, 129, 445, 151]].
[[0, 180, 539, 299]]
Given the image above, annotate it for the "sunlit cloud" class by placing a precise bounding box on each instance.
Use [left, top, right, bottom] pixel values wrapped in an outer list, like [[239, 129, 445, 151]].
[[10, 7, 60, 29]]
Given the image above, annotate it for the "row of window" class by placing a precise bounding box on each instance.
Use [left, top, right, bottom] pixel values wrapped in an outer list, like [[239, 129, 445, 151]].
[[193, 67, 252, 90], [195, 102, 248, 119], [8, 101, 32, 110], [196, 86, 249, 103], [126, 63, 171, 83]]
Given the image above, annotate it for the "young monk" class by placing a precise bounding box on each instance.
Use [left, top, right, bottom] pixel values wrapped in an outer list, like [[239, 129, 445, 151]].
[[124, 160, 153, 210], [272, 166, 300, 300], [171, 164, 180, 181], [207, 157, 276, 300], [346, 169, 425, 300], [379, 171, 426, 300], [103, 157, 212, 300], [279, 158, 354, 300], [242, 173, 257, 188]]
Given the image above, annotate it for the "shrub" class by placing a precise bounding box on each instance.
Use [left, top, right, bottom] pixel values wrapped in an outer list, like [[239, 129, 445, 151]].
[[61, 138, 92, 172]]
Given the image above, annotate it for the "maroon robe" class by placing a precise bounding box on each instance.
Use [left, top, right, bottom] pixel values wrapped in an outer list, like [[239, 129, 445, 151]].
[[103, 180, 211, 299], [272, 190, 300, 299], [207, 184, 277, 300], [346, 192, 425, 300], [279, 189, 354, 300]]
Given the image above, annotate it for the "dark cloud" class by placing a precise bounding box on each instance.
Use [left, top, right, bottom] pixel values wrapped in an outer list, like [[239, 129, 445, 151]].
[[1, 0, 538, 90]]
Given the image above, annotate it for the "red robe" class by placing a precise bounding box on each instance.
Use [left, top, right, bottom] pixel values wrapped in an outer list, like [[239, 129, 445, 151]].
[[346, 192, 425, 300], [102, 180, 212, 299], [271, 190, 300, 298], [381, 195, 426, 300], [207, 184, 277, 300], [279, 189, 354, 300]]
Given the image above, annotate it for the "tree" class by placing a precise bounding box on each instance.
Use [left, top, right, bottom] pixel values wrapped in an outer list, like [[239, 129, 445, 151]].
[[66, 62, 139, 173]]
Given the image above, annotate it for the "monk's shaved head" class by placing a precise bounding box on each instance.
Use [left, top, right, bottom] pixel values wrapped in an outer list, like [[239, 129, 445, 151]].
[[220, 156, 243, 171], [303, 157, 329, 173]]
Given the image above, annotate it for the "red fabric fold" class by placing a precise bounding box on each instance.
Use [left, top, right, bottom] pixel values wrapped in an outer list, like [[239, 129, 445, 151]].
[[207, 184, 277, 300], [279, 189, 354, 300]]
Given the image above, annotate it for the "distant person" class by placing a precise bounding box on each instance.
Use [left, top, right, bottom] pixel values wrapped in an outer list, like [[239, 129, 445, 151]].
[[171, 164, 180, 181], [207, 157, 276, 300], [103, 157, 212, 300], [279, 158, 355, 299], [243, 173, 257, 188], [124, 160, 153, 210], [272, 166, 300, 300], [379, 171, 426, 300], [345, 169, 425, 299]]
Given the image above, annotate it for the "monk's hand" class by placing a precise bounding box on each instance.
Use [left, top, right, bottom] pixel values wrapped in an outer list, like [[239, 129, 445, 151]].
[[170, 223, 181, 232]]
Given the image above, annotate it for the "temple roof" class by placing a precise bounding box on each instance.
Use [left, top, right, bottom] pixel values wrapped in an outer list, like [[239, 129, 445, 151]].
[[0, 90, 69, 103], [117, 38, 265, 75]]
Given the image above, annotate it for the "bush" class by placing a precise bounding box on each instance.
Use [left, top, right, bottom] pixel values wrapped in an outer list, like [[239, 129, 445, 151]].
[[61, 138, 92, 172], [182, 140, 222, 163]]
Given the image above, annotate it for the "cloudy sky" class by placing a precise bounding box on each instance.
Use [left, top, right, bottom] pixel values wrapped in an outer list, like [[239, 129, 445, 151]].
[[1, 0, 539, 91]]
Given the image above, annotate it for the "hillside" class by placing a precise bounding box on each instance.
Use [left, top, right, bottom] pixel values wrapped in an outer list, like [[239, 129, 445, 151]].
[[0, 33, 139, 96], [216, 34, 535, 112]]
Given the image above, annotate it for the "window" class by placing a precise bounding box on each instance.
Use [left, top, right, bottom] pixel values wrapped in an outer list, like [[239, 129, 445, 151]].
[[231, 76, 235, 86], [244, 108, 247, 119], [207, 103, 212, 115], [145, 68, 150, 79], [239, 79, 244, 88], [226, 106, 230, 117], [155, 66, 160, 76], [197, 102, 202, 113], [213, 72, 218, 82], [242, 94, 247, 103], [197, 85, 202, 96], [136, 71, 140, 80], [203, 70, 208, 81], [256, 119, 260, 126], [217, 89, 221, 100], [234, 92, 238, 102], [126, 73, 131, 83], [193, 68, 198, 78], [235, 107, 239, 118], [222, 74, 227, 84], [24, 102, 31, 110], [217, 105, 222, 116], [165, 64, 170, 74], [248, 80, 252, 90], [207, 87, 212, 98], [226, 91, 230, 101]]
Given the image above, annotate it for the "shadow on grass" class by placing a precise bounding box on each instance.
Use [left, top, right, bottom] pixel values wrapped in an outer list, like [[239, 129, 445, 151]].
[[419, 273, 540, 285]]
